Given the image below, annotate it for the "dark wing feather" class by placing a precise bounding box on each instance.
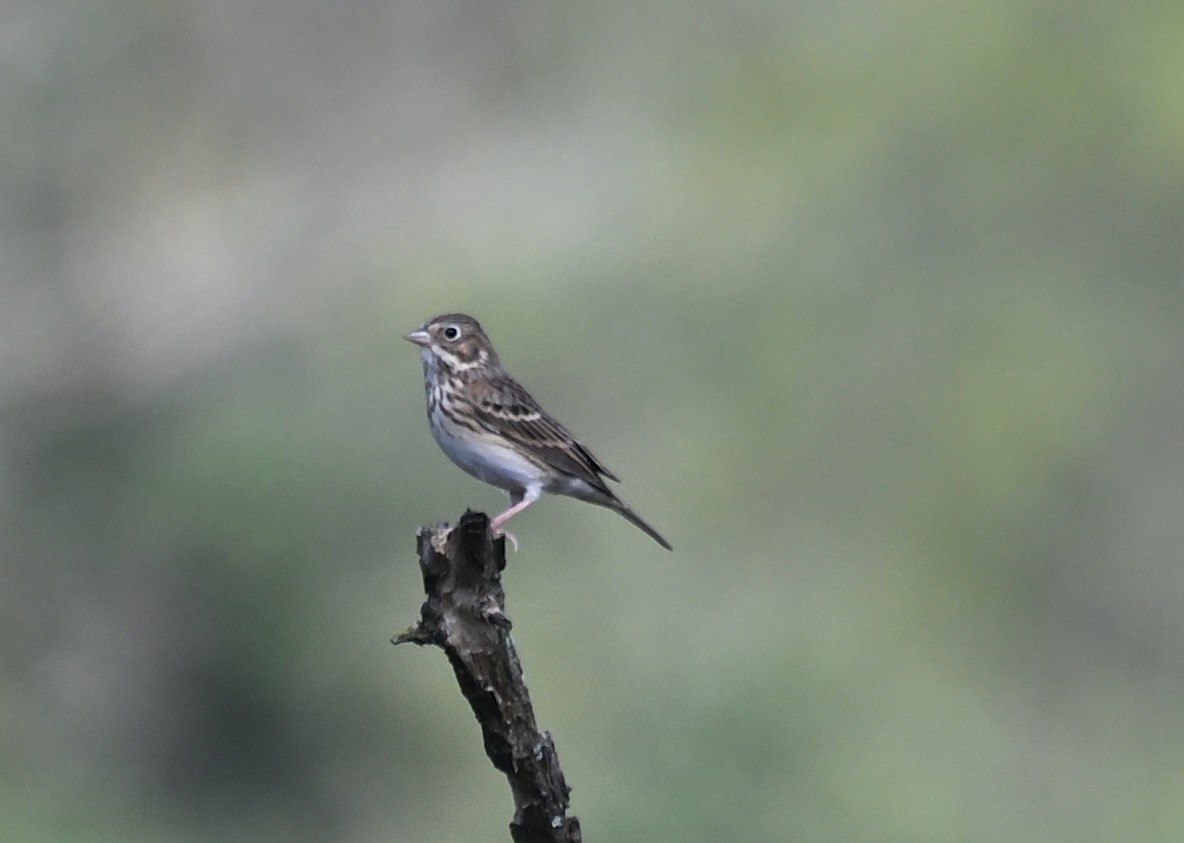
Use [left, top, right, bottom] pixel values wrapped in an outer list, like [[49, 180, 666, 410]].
[[467, 375, 619, 485]]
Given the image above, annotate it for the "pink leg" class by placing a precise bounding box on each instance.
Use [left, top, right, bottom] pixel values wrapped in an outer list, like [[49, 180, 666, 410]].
[[489, 487, 541, 534]]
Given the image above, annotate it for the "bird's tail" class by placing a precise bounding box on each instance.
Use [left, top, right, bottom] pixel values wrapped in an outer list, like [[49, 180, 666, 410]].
[[611, 500, 673, 551]]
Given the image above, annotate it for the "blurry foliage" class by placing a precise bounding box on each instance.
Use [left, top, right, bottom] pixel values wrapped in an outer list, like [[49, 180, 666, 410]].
[[3, 1, 1184, 841]]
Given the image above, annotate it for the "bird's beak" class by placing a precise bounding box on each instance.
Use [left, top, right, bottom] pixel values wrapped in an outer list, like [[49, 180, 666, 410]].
[[404, 328, 431, 348]]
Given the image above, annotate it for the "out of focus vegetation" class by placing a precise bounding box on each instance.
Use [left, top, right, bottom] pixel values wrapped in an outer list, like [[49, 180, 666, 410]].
[[3, 2, 1183, 841]]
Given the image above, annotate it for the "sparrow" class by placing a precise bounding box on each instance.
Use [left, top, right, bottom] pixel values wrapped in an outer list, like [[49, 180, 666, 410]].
[[406, 313, 672, 550]]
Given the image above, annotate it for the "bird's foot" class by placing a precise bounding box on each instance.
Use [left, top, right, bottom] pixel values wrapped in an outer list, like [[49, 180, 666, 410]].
[[495, 528, 519, 552], [488, 513, 519, 551]]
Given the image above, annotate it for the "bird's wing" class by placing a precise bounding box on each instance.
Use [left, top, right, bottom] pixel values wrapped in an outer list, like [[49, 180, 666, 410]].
[[466, 375, 620, 485]]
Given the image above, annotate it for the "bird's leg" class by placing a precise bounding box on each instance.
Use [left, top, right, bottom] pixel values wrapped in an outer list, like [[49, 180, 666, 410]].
[[489, 487, 541, 550]]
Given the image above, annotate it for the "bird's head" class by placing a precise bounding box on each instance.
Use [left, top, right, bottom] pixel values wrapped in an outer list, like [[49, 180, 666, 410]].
[[405, 313, 500, 373]]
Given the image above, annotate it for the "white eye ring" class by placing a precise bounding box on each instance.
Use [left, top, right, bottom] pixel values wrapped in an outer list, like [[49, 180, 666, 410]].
[[443, 325, 461, 341]]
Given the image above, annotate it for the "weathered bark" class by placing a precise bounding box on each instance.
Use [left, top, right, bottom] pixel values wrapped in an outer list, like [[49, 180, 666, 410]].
[[393, 510, 582, 843]]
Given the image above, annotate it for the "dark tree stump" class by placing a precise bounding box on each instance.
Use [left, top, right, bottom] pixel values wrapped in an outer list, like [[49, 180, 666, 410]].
[[393, 510, 582, 843]]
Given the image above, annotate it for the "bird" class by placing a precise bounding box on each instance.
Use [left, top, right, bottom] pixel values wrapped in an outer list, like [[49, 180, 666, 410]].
[[405, 313, 672, 550]]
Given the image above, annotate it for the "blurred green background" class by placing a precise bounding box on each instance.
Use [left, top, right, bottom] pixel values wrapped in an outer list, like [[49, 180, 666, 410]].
[[4, 1, 1183, 841]]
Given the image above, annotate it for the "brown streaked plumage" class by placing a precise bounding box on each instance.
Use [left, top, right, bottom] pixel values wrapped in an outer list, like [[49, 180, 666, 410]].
[[405, 313, 672, 550]]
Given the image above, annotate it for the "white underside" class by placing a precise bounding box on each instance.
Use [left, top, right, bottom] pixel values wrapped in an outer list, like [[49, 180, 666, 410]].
[[432, 414, 546, 496]]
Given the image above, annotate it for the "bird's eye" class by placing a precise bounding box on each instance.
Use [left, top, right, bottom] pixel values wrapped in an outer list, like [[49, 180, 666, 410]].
[[442, 325, 461, 341]]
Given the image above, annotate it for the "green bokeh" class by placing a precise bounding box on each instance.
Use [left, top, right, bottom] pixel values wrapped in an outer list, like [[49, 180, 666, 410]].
[[3, 2, 1183, 841]]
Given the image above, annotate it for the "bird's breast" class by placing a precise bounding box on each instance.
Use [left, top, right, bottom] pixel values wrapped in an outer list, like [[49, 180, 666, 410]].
[[430, 406, 546, 493]]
